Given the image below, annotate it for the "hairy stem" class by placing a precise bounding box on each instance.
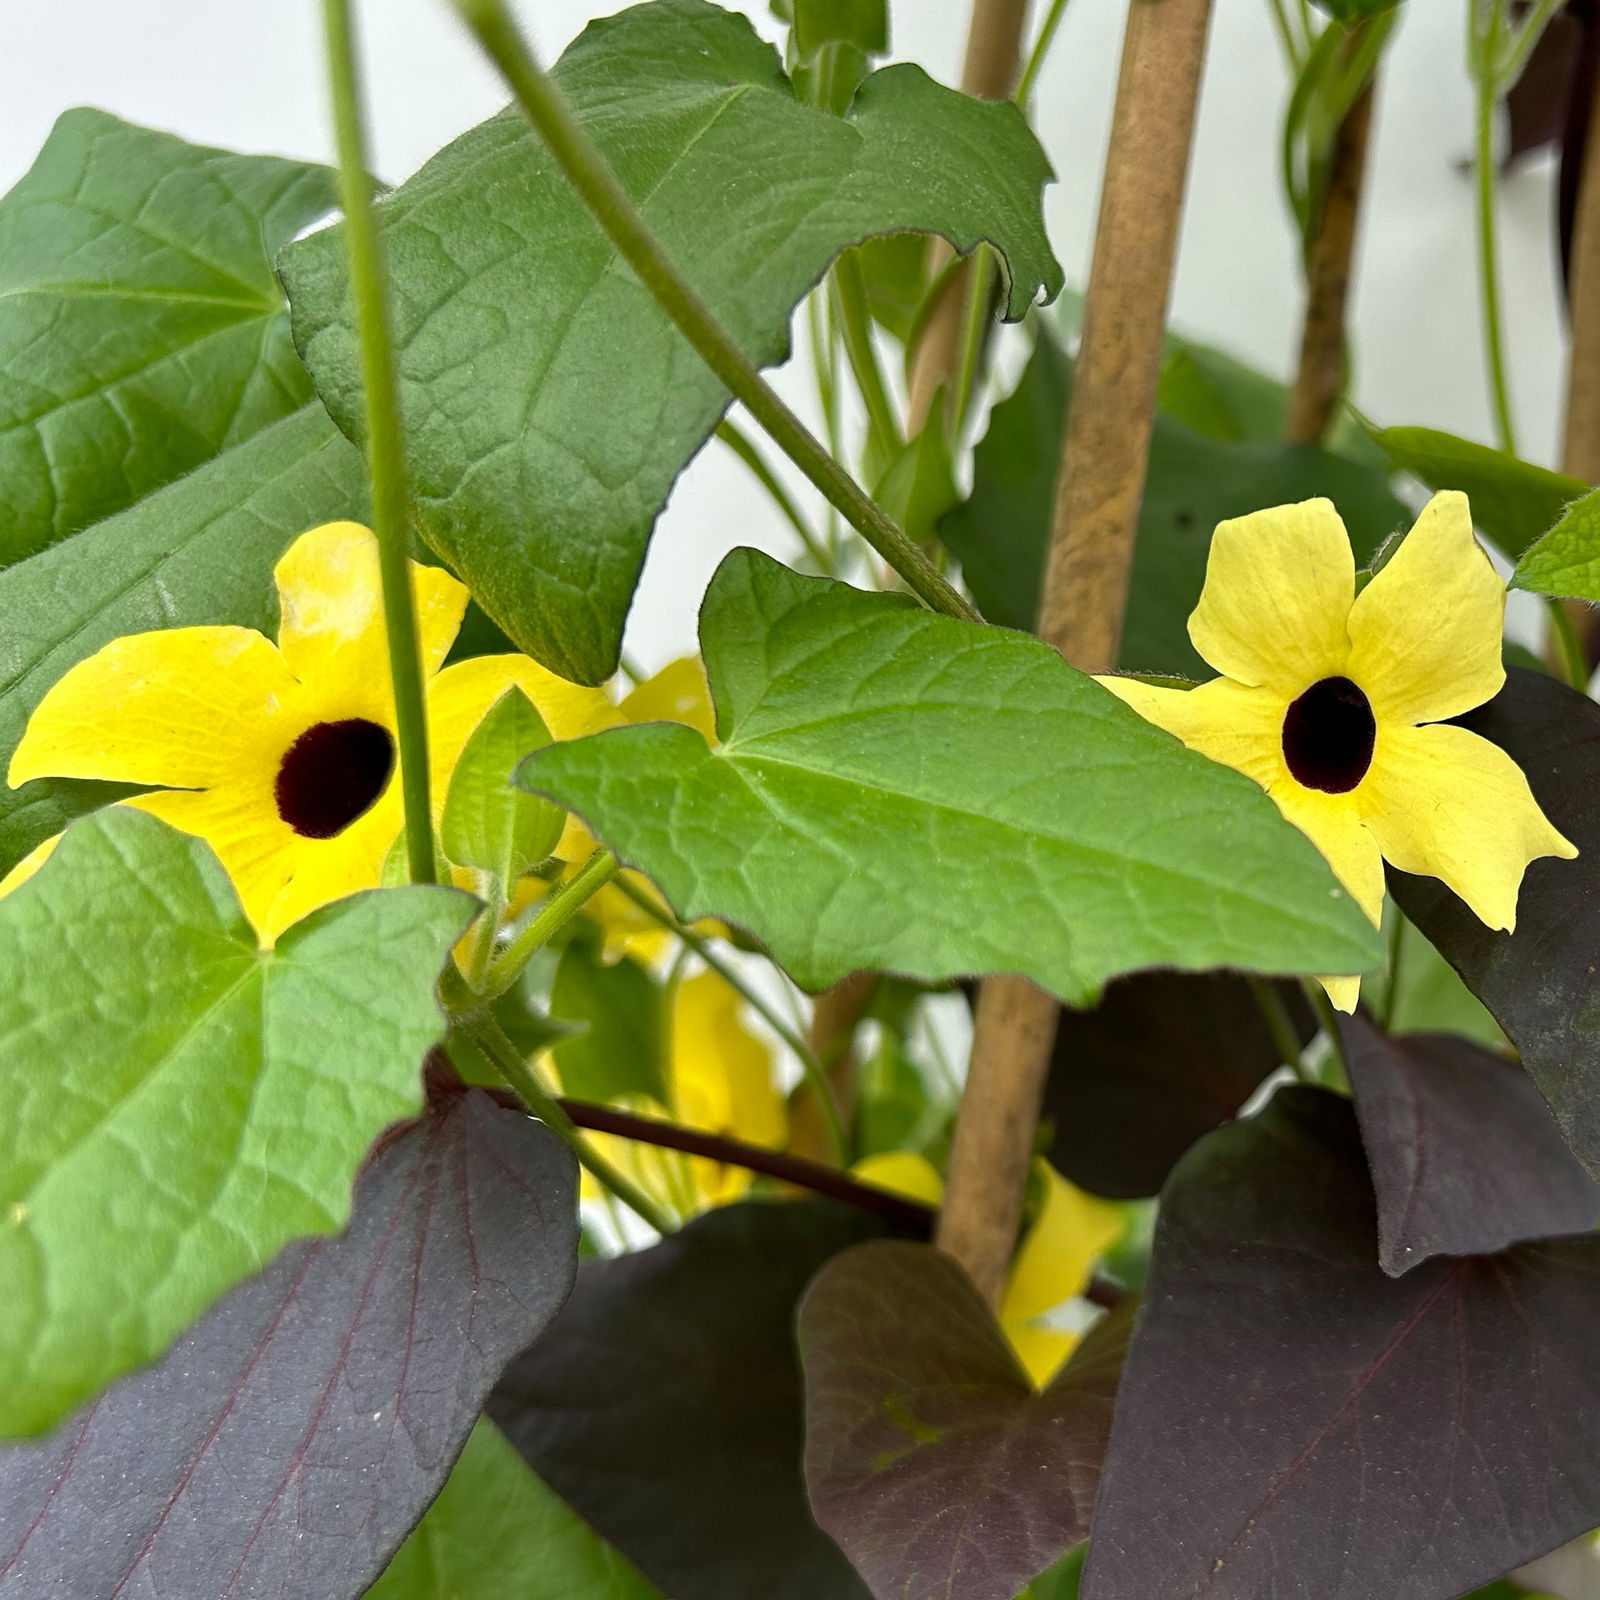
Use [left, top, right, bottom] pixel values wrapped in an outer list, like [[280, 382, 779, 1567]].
[[321, 0, 436, 884], [451, 0, 976, 623], [945, 0, 1216, 1308], [481, 847, 619, 1001]]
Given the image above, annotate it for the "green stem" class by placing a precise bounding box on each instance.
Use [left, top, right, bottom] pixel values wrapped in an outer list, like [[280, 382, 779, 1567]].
[[454, 1012, 674, 1234], [807, 291, 845, 563], [463, 872, 504, 991], [451, 0, 977, 624], [321, 0, 437, 885], [715, 419, 833, 573], [1246, 976, 1304, 1072], [1303, 979, 1351, 1090], [1547, 594, 1589, 690], [1379, 908, 1405, 1032], [832, 251, 901, 468], [481, 847, 619, 1000], [1015, 0, 1074, 107], [611, 875, 849, 1166], [1472, 0, 1519, 455]]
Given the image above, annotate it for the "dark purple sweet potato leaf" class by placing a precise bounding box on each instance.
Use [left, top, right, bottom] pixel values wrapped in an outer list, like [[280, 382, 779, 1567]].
[[798, 1240, 1131, 1600], [1340, 1013, 1599, 1275], [490, 1200, 891, 1600], [1045, 971, 1311, 1198], [1082, 1085, 1600, 1600], [1390, 668, 1600, 1175], [0, 1087, 577, 1600]]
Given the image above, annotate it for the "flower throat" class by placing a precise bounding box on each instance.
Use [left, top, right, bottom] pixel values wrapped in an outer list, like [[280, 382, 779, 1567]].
[[1281, 676, 1375, 794], [274, 718, 395, 838]]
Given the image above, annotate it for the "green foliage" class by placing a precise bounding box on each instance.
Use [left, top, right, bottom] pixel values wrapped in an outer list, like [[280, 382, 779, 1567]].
[[1371, 424, 1588, 558], [941, 331, 1407, 675], [441, 689, 564, 889], [548, 939, 669, 1105], [1512, 486, 1600, 601], [525, 548, 1381, 1003], [282, 0, 1061, 683], [0, 404, 365, 876], [0, 110, 336, 566], [368, 1419, 665, 1600], [0, 808, 470, 1437]]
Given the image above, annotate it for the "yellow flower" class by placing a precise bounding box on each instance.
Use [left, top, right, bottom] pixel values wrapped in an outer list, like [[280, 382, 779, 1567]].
[[5, 522, 618, 942], [853, 1151, 1122, 1387], [1096, 492, 1576, 1010]]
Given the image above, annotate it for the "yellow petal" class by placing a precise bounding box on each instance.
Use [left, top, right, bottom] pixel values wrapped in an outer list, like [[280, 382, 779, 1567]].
[[9, 626, 296, 790], [1266, 782, 1386, 1013], [274, 523, 467, 715], [999, 1161, 1122, 1389], [1360, 721, 1576, 931], [425, 653, 623, 799], [1268, 781, 1387, 929], [1095, 674, 1289, 791], [1187, 499, 1355, 693], [621, 655, 717, 742], [0, 833, 60, 899], [668, 970, 785, 1207], [851, 1150, 944, 1207], [1345, 491, 1505, 725]]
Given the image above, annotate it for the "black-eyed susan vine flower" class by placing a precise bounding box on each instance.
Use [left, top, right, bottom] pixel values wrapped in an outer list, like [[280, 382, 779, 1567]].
[[1097, 491, 1576, 1010], [853, 1149, 1122, 1387], [4, 521, 620, 942]]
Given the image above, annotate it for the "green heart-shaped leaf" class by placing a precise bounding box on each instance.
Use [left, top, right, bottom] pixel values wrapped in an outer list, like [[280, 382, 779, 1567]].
[[523, 548, 1382, 1002], [0, 807, 471, 1437]]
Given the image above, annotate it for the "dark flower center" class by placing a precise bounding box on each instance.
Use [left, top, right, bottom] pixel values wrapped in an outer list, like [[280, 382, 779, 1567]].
[[274, 718, 395, 839], [1281, 676, 1376, 794]]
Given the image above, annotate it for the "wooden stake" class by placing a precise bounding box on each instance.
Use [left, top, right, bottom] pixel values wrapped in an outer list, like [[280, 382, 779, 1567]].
[[1285, 75, 1377, 445], [1560, 56, 1600, 662], [937, 0, 1216, 1307]]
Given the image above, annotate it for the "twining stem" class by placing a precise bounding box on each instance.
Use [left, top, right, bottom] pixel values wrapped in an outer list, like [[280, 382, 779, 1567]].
[[714, 420, 832, 573], [558, 1097, 928, 1230], [1247, 976, 1305, 1072], [611, 874, 849, 1166], [943, 0, 1216, 1309], [1303, 981, 1351, 1087], [481, 847, 619, 1001], [454, 1011, 674, 1234], [1015, 0, 1073, 107], [321, 0, 436, 886], [832, 250, 902, 466], [451, 0, 975, 625], [1472, 0, 1519, 455], [1285, 50, 1377, 445], [1547, 594, 1589, 689]]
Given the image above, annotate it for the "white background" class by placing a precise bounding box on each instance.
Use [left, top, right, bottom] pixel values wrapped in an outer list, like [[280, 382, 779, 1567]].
[[0, 0, 1570, 665]]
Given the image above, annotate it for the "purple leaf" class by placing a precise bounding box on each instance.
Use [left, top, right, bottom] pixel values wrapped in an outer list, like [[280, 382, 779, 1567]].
[[490, 1200, 892, 1600], [1082, 1085, 1600, 1600], [1390, 668, 1600, 1175], [1340, 1013, 1599, 1275], [0, 1086, 577, 1600], [1046, 971, 1310, 1198], [798, 1240, 1131, 1600]]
